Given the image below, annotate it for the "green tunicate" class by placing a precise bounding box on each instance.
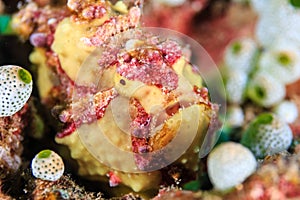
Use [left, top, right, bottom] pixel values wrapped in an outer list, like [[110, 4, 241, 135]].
[[249, 113, 274, 128], [18, 68, 32, 84], [231, 42, 242, 55], [290, 0, 300, 8], [254, 86, 265, 99], [277, 53, 291, 66], [183, 180, 201, 191], [38, 150, 52, 159]]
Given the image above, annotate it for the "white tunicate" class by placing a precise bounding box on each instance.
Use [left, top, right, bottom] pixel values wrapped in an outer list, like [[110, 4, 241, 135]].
[[0, 65, 33, 117], [31, 150, 64, 182], [224, 37, 258, 74], [226, 105, 244, 127], [207, 142, 257, 191], [254, 0, 300, 47], [258, 40, 300, 84], [255, 16, 281, 48], [252, 1, 277, 46], [247, 71, 286, 107], [273, 100, 299, 124], [225, 70, 248, 104], [277, 1, 300, 44]]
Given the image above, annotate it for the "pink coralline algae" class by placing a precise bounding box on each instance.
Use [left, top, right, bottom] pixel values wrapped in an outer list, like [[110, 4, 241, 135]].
[[13, 2, 70, 41], [81, 5, 107, 20], [57, 88, 118, 138], [130, 98, 152, 154], [116, 40, 182, 91], [83, 6, 141, 47]]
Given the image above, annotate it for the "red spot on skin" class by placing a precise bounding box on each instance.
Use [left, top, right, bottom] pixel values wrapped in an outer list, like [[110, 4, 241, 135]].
[[107, 172, 121, 187]]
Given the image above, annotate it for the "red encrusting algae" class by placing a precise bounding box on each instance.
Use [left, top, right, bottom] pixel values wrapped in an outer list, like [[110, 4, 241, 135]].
[[82, 6, 141, 47], [57, 88, 118, 138], [116, 40, 182, 91], [130, 98, 152, 154]]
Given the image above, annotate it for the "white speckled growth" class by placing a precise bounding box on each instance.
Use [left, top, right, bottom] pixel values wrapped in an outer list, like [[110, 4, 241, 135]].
[[0, 65, 33, 117], [31, 150, 64, 182]]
